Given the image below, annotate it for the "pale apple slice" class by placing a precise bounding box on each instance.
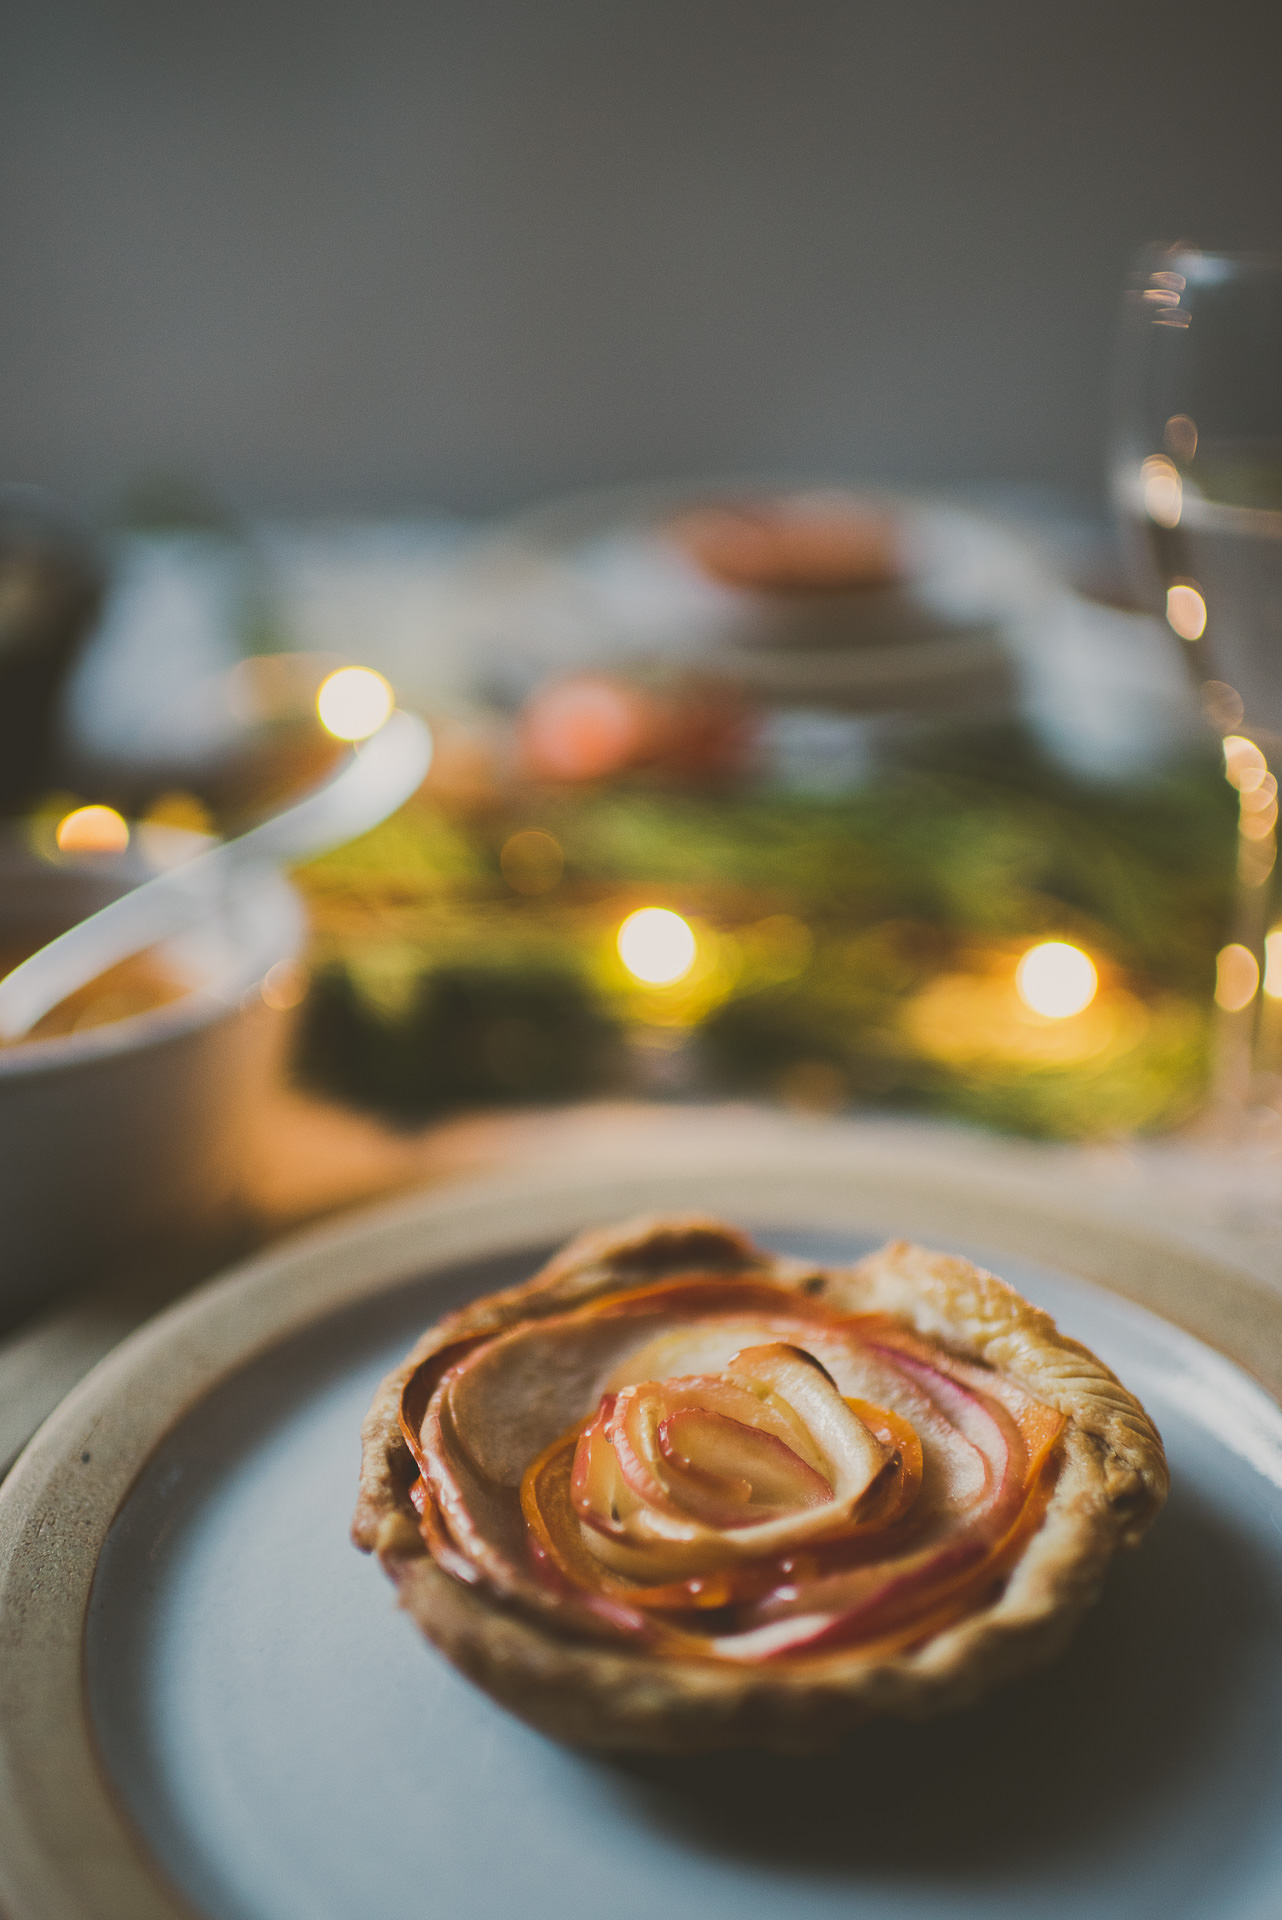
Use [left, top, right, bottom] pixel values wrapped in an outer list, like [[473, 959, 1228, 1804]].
[[868, 1345, 1024, 1519], [437, 1290, 844, 1485], [660, 1408, 831, 1515], [724, 1344, 892, 1500], [614, 1389, 834, 1530]]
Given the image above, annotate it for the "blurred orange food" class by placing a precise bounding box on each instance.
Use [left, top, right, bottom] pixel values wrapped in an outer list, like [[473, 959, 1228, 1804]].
[[518, 673, 750, 784], [671, 496, 902, 593], [0, 947, 186, 1044]]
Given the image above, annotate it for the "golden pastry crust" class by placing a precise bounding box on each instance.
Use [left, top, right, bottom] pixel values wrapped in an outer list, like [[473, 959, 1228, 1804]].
[[354, 1216, 1168, 1751]]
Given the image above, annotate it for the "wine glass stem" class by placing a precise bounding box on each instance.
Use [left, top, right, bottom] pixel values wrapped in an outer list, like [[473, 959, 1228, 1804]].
[[1210, 796, 1278, 1116]]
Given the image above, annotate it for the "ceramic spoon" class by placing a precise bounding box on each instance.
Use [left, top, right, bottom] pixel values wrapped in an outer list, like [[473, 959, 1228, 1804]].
[[0, 707, 432, 1042]]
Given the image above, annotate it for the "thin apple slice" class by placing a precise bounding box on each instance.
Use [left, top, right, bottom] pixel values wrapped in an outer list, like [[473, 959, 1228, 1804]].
[[608, 1375, 835, 1524], [526, 1426, 786, 1616], [659, 1407, 832, 1518], [869, 1345, 1023, 1521], [725, 1344, 890, 1502]]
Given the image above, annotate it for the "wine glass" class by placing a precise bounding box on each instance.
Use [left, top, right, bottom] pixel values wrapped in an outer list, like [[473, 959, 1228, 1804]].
[[1112, 244, 1282, 1127]]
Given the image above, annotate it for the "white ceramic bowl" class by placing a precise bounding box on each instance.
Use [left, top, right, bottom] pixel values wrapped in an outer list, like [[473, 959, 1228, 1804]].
[[0, 831, 305, 1322]]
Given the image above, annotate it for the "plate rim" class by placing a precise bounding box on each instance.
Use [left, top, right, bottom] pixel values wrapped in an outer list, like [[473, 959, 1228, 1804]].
[[3, 1125, 1282, 1920]]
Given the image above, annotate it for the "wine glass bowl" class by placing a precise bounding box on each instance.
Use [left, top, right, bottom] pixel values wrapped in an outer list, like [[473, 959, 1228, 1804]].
[[1114, 247, 1282, 739], [1113, 245, 1282, 1118]]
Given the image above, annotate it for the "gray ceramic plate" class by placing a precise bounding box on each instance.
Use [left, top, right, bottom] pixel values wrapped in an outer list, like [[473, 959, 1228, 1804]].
[[3, 1133, 1282, 1920]]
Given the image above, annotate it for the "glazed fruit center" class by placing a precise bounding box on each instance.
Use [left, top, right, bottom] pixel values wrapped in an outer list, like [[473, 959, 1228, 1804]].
[[570, 1341, 896, 1576], [510, 1300, 1063, 1657], [394, 1275, 1071, 1661]]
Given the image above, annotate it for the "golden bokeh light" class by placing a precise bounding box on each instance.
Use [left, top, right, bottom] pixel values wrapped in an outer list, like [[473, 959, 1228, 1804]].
[[1163, 413, 1198, 461], [500, 829, 564, 895], [1014, 942, 1098, 1020], [1165, 583, 1207, 640], [1200, 681, 1245, 732], [55, 804, 130, 855], [744, 913, 813, 983], [1234, 763, 1272, 796], [1234, 744, 1279, 841], [1240, 806, 1278, 842], [1239, 832, 1277, 888], [140, 790, 215, 837], [316, 666, 394, 741], [617, 907, 697, 986], [1224, 735, 1267, 786], [1141, 455, 1183, 528], [260, 960, 309, 1012], [1215, 943, 1259, 1013], [1264, 931, 1282, 1001]]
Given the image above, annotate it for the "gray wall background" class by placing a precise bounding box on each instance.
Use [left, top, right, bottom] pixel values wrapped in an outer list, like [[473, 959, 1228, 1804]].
[[3, 0, 1280, 519]]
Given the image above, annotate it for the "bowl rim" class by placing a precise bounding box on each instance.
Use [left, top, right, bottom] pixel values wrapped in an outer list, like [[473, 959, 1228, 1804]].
[[0, 841, 304, 1081]]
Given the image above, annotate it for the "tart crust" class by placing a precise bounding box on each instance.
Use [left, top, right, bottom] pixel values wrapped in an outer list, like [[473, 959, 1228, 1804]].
[[354, 1216, 1168, 1751]]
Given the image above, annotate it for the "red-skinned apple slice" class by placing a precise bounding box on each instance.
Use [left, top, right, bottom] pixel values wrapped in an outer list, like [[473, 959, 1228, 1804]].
[[869, 1345, 1024, 1520], [726, 1455, 1062, 1661], [526, 1426, 793, 1616]]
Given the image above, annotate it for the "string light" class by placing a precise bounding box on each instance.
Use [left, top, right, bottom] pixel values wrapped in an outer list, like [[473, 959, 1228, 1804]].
[[1141, 455, 1183, 528], [1165, 584, 1207, 641], [1224, 736, 1267, 787], [1263, 932, 1282, 1001], [1015, 942, 1098, 1019], [317, 667, 394, 741], [1215, 944, 1259, 1013], [617, 908, 697, 986], [55, 805, 130, 854]]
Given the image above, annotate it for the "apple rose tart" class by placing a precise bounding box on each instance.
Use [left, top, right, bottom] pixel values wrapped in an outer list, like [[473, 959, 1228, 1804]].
[[354, 1216, 1167, 1750]]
